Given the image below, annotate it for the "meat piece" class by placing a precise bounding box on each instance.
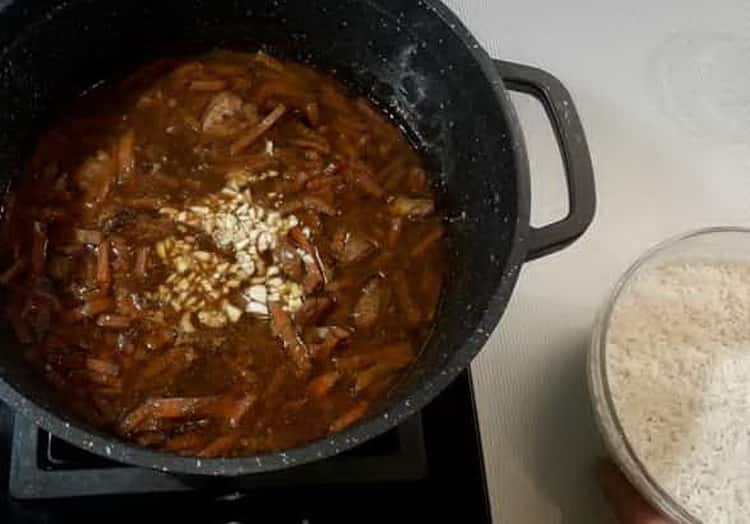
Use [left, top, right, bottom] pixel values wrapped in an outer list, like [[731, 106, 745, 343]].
[[273, 242, 304, 281], [295, 295, 334, 326], [269, 302, 310, 375], [352, 277, 390, 329], [279, 195, 337, 217], [74, 150, 116, 207], [388, 196, 435, 219], [201, 91, 244, 136], [309, 326, 351, 361], [329, 228, 376, 265], [138, 346, 195, 389]]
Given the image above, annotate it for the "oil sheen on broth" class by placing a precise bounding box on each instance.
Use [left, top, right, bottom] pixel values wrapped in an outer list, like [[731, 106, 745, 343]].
[[0, 51, 446, 457]]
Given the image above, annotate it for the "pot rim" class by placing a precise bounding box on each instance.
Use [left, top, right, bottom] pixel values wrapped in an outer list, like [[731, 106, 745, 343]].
[[0, 0, 532, 476]]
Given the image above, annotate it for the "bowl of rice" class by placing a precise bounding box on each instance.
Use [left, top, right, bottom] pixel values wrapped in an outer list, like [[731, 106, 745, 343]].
[[589, 227, 750, 524]]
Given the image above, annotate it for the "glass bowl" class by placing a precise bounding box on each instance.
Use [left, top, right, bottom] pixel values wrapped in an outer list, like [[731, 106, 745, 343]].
[[588, 227, 750, 524]]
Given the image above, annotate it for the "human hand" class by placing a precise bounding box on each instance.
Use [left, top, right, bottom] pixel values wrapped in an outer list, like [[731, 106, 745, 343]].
[[597, 461, 669, 524]]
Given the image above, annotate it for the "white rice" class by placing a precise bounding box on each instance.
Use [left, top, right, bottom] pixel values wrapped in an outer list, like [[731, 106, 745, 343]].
[[606, 259, 750, 524]]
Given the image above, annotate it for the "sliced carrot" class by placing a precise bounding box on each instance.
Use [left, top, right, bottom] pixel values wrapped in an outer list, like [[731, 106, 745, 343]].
[[393, 270, 421, 326], [96, 239, 111, 286], [78, 295, 114, 317], [165, 429, 210, 452], [287, 138, 331, 155], [86, 357, 119, 376], [31, 221, 48, 275], [304, 101, 320, 126], [269, 302, 310, 375], [411, 225, 443, 257], [96, 314, 132, 328], [134, 246, 150, 276], [347, 163, 383, 198], [116, 129, 136, 182], [330, 402, 369, 432], [308, 371, 340, 398], [189, 79, 226, 92], [230, 104, 287, 155], [198, 432, 240, 458]]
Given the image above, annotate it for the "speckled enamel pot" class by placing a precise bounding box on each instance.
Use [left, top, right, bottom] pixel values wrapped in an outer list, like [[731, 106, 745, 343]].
[[0, 0, 595, 475]]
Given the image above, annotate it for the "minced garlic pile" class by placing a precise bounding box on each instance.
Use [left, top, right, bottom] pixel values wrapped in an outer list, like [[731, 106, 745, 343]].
[[152, 177, 305, 330]]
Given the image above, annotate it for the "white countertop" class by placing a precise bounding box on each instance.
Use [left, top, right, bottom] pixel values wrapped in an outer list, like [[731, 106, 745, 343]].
[[443, 0, 750, 522]]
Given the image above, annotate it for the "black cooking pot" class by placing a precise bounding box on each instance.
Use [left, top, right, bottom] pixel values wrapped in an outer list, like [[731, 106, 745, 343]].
[[0, 0, 595, 476]]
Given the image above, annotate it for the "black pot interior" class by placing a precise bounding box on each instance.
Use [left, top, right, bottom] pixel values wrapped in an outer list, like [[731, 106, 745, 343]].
[[0, 0, 521, 457]]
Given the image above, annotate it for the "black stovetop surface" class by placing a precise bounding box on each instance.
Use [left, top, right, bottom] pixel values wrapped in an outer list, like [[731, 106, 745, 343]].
[[0, 371, 491, 524]]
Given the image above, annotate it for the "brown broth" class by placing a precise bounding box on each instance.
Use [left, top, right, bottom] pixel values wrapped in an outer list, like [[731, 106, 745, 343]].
[[0, 51, 446, 457]]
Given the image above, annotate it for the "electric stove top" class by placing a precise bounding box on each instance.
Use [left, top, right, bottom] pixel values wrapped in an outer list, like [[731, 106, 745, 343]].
[[0, 371, 491, 523]]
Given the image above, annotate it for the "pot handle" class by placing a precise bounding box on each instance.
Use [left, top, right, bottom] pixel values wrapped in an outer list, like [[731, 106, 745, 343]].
[[493, 60, 596, 261]]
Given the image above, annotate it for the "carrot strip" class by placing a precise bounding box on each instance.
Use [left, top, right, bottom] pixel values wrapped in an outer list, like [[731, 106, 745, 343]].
[[329, 402, 369, 432], [204, 394, 257, 427], [289, 227, 325, 292], [189, 79, 227, 92], [269, 302, 310, 375], [117, 129, 135, 182], [86, 357, 119, 376], [230, 104, 287, 155], [354, 364, 395, 394], [287, 138, 331, 155], [31, 221, 48, 275], [347, 164, 384, 198], [78, 295, 114, 317], [96, 239, 111, 286], [134, 246, 150, 276], [96, 314, 132, 328], [411, 225, 443, 257], [165, 429, 210, 452], [393, 270, 421, 326], [336, 342, 413, 372], [304, 101, 320, 126], [252, 52, 286, 72], [198, 432, 240, 458]]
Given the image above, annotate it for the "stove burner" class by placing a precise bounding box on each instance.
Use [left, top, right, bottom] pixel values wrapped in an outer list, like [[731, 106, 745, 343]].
[[1, 371, 491, 523]]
